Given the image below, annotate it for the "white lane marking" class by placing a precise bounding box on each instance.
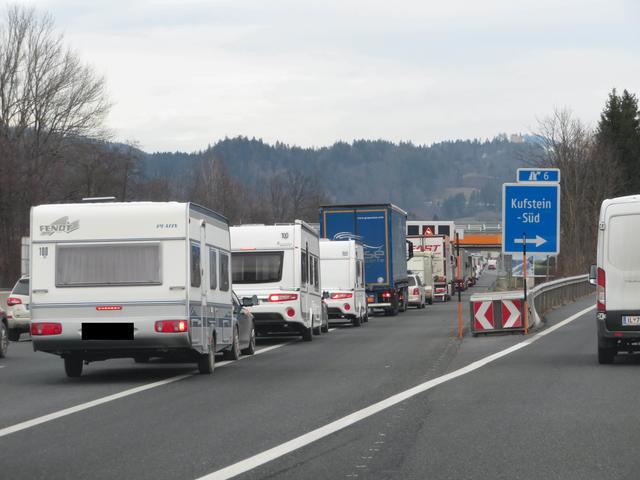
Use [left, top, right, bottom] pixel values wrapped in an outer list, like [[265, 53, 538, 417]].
[[197, 305, 596, 480], [0, 340, 293, 439]]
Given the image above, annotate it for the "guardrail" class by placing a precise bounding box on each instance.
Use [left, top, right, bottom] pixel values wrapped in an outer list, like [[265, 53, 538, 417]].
[[528, 274, 593, 328]]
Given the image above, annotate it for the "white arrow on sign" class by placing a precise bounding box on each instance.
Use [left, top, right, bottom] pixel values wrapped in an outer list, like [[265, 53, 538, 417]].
[[514, 235, 547, 247]]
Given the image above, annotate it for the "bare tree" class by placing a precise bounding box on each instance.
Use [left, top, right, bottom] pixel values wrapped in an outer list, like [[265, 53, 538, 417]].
[[533, 109, 624, 275], [0, 5, 111, 285]]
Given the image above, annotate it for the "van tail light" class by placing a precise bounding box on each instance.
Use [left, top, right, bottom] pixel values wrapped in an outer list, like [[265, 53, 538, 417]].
[[597, 268, 606, 312], [155, 320, 189, 333], [7, 297, 22, 307], [330, 293, 353, 300], [269, 293, 298, 302], [31, 323, 62, 336], [413, 288, 419, 295]]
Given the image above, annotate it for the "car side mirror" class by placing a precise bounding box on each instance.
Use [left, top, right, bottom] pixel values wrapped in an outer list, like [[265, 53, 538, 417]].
[[589, 264, 597, 286], [322, 291, 330, 300], [242, 295, 258, 307]]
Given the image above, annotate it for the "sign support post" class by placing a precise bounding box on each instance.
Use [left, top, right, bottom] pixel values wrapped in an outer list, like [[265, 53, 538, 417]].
[[522, 233, 528, 335], [456, 232, 462, 339]]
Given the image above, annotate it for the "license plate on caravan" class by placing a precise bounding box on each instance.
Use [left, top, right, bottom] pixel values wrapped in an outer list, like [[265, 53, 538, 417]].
[[622, 316, 640, 326]]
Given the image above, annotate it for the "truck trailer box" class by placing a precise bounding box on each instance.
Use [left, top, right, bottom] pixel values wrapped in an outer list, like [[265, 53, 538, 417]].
[[319, 204, 410, 316]]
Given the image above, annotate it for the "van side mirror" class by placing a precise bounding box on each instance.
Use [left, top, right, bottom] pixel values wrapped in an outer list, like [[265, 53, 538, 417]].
[[589, 265, 597, 286], [322, 291, 330, 300]]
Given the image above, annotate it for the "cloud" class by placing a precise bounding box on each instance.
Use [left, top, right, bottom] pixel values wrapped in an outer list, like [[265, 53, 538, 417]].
[[9, 0, 640, 151]]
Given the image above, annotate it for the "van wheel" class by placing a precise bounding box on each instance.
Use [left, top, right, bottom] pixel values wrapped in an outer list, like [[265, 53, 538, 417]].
[[352, 315, 362, 327], [302, 326, 313, 342], [598, 346, 616, 364], [224, 327, 241, 361], [242, 326, 256, 355], [64, 357, 83, 377], [0, 322, 9, 358]]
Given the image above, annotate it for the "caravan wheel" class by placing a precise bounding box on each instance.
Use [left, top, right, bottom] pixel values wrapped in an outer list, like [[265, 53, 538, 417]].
[[302, 326, 313, 342], [64, 357, 83, 378]]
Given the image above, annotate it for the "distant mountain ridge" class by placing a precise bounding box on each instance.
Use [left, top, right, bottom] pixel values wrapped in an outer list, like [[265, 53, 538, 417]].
[[142, 135, 541, 220]]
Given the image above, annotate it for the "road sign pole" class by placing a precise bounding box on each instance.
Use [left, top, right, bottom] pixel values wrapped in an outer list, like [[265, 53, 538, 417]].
[[523, 233, 528, 335], [456, 232, 462, 339]]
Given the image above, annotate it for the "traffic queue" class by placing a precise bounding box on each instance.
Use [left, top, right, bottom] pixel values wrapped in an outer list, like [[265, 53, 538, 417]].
[[0, 200, 485, 375]]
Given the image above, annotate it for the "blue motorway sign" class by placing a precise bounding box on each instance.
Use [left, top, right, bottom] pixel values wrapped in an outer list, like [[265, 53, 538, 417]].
[[502, 183, 560, 255], [517, 168, 560, 183]]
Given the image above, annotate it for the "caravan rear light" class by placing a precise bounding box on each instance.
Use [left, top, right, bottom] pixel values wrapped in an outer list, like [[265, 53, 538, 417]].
[[413, 288, 420, 295], [96, 305, 122, 311], [597, 268, 606, 312], [286, 308, 296, 318], [31, 323, 62, 336], [269, 293, 298, 302], [330, 293, 353, 300], [155, 320, 189, 333], [6, 297, 22, 307], [343, 303, 351, 311]]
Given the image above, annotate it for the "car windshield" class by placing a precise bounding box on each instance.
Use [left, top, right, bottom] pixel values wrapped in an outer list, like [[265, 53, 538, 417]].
[[408, 276, 416, 286], [12, 278, 29, 295]]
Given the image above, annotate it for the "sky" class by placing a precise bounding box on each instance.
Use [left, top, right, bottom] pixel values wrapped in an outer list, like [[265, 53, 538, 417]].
[[11, 0, 640, 152]]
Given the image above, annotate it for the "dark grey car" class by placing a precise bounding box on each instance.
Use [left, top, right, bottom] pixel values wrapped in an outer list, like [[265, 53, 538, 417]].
[[224, 291, 256, 360]]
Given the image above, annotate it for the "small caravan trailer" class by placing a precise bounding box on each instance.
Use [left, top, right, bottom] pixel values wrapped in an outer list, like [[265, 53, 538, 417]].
[[230, 221, 325, 340], [30, 201, 243, 377], [319, 239, 367, 326]]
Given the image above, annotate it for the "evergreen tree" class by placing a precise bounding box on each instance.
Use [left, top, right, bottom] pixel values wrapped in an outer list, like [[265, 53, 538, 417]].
[[596, 88, 640, 194]]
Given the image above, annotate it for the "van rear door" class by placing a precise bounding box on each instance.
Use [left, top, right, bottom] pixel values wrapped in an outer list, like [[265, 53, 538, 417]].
[[603, 203, 640, 327]]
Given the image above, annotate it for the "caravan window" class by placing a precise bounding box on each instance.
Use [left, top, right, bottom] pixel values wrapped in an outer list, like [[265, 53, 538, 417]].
[[313, 256, 319, 290], [56, 243, 161, 287], [191, 244, 201, 288], [209, 248, 218, 290], [220, 252, 230, 291], [301, 249, 308, 284], [232, 252, 283, 284]]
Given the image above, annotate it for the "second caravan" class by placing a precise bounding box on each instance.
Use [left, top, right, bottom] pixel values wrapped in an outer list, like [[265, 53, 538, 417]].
[[319, 239, 367, 326], [230, 221, 326, 341]]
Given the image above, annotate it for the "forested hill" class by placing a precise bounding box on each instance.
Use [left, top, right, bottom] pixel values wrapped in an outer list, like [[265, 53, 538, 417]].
[[143, 135, 542, 220]]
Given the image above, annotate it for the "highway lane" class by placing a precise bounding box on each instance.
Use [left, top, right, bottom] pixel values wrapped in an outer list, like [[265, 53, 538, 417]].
[[0, 274, 495, 479], [247, 295, 610, 480]]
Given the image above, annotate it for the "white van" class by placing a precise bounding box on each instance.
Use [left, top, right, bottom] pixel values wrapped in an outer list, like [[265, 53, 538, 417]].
[[319, 239, 367, 327], [407, 251, 434, 305], [230, 221, 325, 341], [30, 201, 239, 377], [592, 195, 640, 364]]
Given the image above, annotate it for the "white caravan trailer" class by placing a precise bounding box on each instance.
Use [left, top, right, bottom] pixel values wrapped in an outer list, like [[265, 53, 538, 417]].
[[592, 195, 640, 364], [30, 201, 238, 377], [407, 251, 434, 304], [319, 239, 367, 327], [230, 221, 325, 341]]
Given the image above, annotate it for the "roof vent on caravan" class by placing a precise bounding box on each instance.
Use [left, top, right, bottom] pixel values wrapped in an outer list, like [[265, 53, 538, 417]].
[[81, 196, 116, 202]]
